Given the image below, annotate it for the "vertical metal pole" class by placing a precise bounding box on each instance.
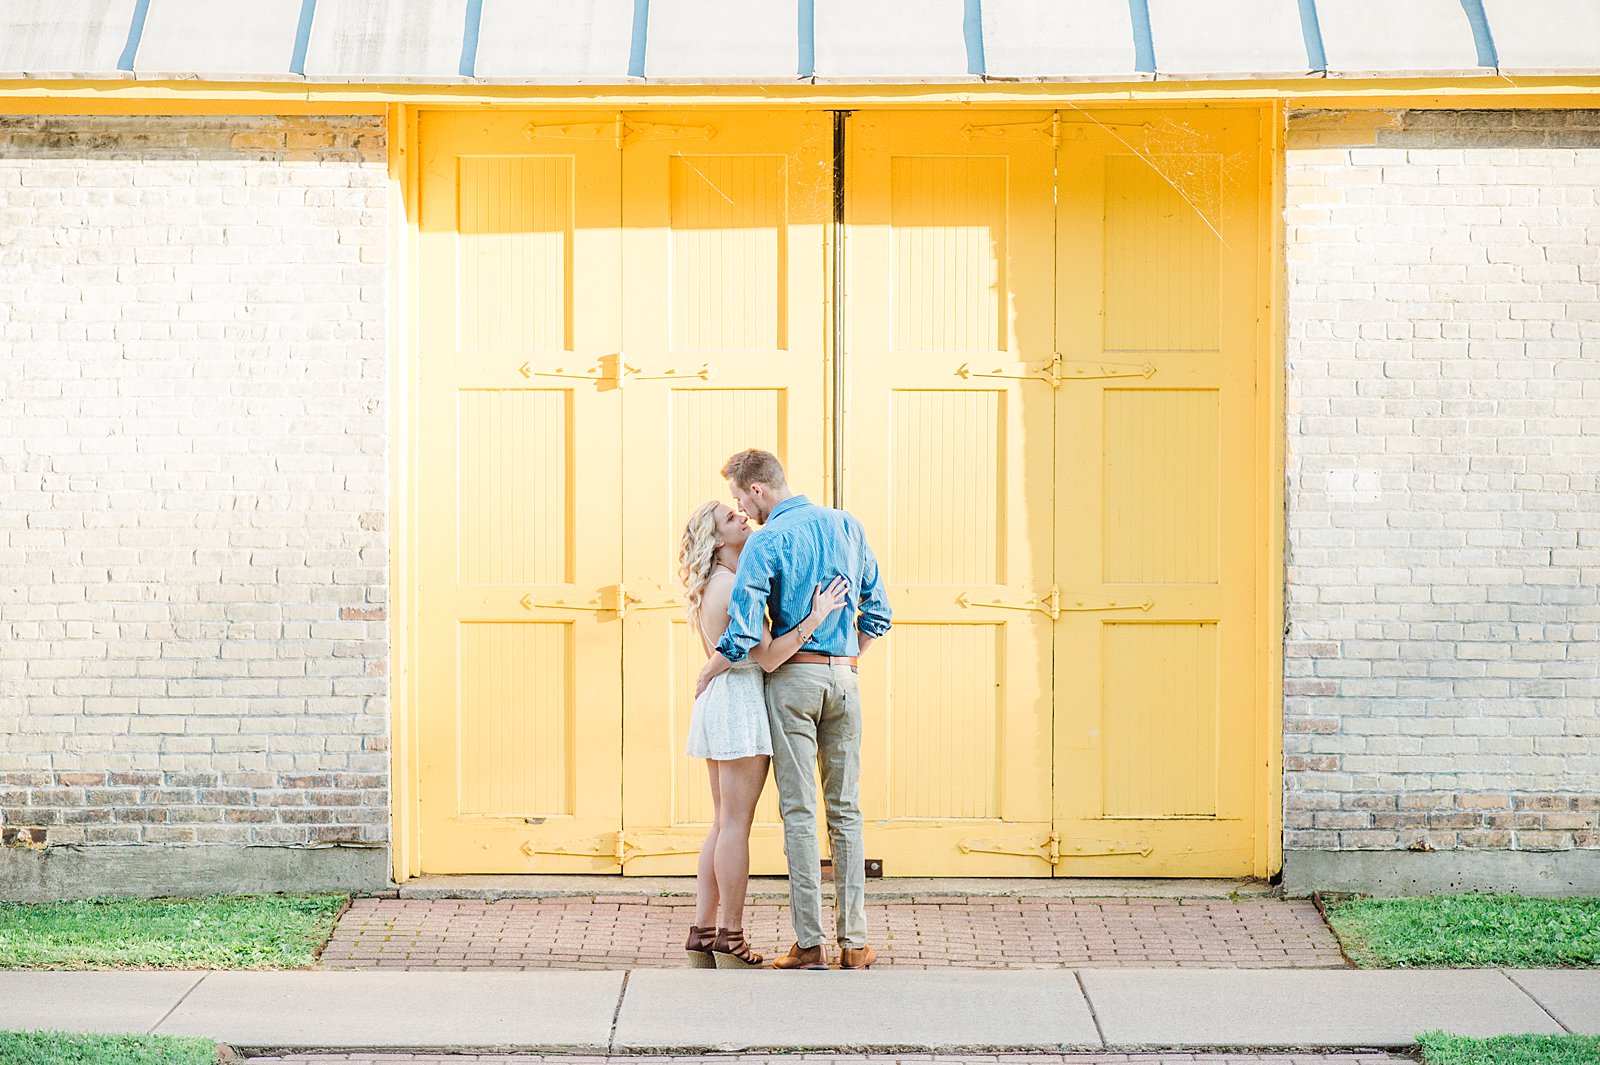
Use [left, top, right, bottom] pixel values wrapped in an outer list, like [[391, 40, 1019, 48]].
[[832, 111, 848, 508]]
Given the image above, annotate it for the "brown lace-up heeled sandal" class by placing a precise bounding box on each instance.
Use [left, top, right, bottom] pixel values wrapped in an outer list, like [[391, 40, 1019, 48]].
[[711, 927, 765, 969], [684, 925, 717, 968]]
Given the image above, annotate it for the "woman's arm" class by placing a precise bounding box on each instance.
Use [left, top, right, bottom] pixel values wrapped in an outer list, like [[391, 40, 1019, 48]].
[[693, 574, 736, 697], [752, 576, 849, 673], [694, 651, 732, 697]]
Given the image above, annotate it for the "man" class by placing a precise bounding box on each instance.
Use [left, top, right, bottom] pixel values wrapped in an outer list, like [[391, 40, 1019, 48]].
[[697, 448, 891, 970]]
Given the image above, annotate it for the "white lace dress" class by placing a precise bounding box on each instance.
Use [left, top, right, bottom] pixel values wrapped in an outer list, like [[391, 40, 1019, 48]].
[[685, 622, 773, 761]]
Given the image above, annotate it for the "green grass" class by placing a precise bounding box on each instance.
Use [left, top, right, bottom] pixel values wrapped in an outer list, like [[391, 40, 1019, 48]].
[[1322, 894, 1600, 968], [0, 894, 348, 970], [0, 1031, 218, 1065], [1419, 1032, 1600, 1065]]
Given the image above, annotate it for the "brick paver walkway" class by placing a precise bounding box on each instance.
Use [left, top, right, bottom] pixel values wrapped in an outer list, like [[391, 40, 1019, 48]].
[[319, 896, 1348, 970], [243, 1049, 1408, 1055]]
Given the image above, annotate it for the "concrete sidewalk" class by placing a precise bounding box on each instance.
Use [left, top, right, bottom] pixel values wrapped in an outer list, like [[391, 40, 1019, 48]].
[[0, 968, 1595, 1054]]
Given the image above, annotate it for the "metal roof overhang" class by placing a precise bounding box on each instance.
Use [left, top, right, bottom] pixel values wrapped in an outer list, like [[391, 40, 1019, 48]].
[[3, 0, 1600, 107]]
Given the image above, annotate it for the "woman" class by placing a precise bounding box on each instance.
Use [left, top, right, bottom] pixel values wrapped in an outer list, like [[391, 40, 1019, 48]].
[[678, 500, 847, 969]]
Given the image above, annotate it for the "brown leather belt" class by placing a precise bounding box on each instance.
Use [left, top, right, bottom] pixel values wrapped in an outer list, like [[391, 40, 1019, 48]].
[[789, 652, 858, 666]]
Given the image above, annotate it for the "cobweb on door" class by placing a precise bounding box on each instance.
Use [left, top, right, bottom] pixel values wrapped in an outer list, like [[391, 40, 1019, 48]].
[[1062, 105, 1248, 247], [630, 120, 839, 227]]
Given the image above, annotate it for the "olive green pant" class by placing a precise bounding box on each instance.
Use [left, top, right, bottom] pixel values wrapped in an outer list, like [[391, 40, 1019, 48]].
[[764, 661, 867, 950]]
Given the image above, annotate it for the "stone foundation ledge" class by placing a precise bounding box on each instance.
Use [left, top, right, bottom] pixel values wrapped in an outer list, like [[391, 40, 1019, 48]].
[[1283, 848, 1600, 897], [0, 842, 390, 901]]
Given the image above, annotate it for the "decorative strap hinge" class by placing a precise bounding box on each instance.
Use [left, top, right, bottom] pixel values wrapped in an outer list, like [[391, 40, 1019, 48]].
[[618, 119, 716, 147], [522, 830, 702, 865], [959, 832, 1061, 864], [1056, 594, 1154, 614], [958, 588, 1155, 621], [515, 355, 712, 390], [520, 583, 680, 620], [958, 832, 1155, 864], [958, 115, 1060, 147], [523, 117, 716, 148], [957, 355, 1156, 388], [957, 587, 1062, 620]]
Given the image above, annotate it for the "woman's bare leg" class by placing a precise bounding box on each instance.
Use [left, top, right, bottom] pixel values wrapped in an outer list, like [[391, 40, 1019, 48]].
[[713, 755, 769, 931], [694, 760, 721, 928]]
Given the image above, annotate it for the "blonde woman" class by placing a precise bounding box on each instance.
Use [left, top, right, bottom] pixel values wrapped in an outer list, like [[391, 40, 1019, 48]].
[[679, 500, 847, 969]]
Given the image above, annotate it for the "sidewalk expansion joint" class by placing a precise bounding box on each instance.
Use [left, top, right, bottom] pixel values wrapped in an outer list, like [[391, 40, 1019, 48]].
[[1075, 968, 1108, 1048], [1501, 968, 1573, 1034], [147, 972, 206, 1036], [607, 968, 630, 1052]]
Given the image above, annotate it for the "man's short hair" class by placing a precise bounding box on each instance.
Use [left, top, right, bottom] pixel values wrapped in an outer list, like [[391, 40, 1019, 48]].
[[721, 448, 788, 492]]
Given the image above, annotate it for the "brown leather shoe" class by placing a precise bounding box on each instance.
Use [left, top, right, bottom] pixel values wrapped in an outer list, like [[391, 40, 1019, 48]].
[[770, 942, 828, 970], [838, 944, 877, 969]]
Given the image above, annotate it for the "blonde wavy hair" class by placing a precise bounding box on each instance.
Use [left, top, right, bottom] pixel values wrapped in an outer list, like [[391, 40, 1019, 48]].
[[678, 500, 724, 623]]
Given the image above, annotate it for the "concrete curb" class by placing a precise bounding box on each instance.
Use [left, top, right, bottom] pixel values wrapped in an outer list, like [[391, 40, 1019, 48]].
[[0, 967, 1588, 1052]]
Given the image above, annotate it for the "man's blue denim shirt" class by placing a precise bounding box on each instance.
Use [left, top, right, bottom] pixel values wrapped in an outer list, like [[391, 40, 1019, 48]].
[[715, 495, 892, 663]]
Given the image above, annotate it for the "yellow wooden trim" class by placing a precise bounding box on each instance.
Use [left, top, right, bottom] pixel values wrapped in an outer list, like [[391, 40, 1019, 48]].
[[1256, 101, 1288, 880], [387, 103, 422, 884], [8, 76, 1600, 110]]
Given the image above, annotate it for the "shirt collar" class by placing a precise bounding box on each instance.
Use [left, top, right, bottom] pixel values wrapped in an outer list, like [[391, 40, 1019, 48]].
[[768, 494, 810, 521]]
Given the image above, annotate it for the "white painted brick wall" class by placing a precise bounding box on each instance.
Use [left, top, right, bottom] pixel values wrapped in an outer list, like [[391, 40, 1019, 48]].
[[0, 115, 389, 848], [1285, 109, 1600, 853]]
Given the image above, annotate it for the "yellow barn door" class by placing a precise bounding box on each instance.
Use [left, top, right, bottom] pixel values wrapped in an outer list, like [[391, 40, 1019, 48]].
[[407, 107, 1267, 879], [616, 112, 832, 874], [1053, 110, 1261, 875], [845, 112, 1058, 876], [416, 112, 625, 872]]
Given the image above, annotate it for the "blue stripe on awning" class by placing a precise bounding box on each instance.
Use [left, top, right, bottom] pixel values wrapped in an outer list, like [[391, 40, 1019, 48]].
[[459, 0, 483, 78], [1128, 0, 1156, 74], [1296, 0, 1328, 72], [1460, 0, 1500, 68], [628, 0, 650, 78], [117, 0, 152, 71], [290, 0, 317, 76], [963, 0, 986, 77], [799, 0, 816, 77]]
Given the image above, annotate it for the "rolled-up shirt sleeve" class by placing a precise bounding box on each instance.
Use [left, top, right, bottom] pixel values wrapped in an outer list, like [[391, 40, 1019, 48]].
[[716, 539, 773, 663], [856, 537, 892, 639]]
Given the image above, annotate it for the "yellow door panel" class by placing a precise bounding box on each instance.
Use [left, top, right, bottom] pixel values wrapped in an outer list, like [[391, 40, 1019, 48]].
[[618, 112, 833, 875], [846, 112, 1058, 877], [407, 107, 1269, 880], [417, 112, 625, 873], [1054, 110, 1261, 876]]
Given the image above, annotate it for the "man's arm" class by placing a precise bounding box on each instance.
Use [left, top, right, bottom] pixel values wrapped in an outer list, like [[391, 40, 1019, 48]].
[[715, 538, 774, 664], [855, 533, 891, 655]]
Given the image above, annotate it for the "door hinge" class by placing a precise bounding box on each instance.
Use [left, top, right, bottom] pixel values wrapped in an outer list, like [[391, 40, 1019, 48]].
[[618, 119, 717, 147], [958, 588, 1154, 621], [618, 358, 714, 384], [956, 355, 1156, 388], [514, 355, 712, 390], [958, 832, 1154, 864], [618, 583, 681, 620], [522, 830, 702, 865], [523, 119, 615, 142], [958, 586, 1062, 620], [523, 116, 716, 149], [1056, 593, 1154, 614], [958, 115, 1059, 147], [520, 583, 680, 620]]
